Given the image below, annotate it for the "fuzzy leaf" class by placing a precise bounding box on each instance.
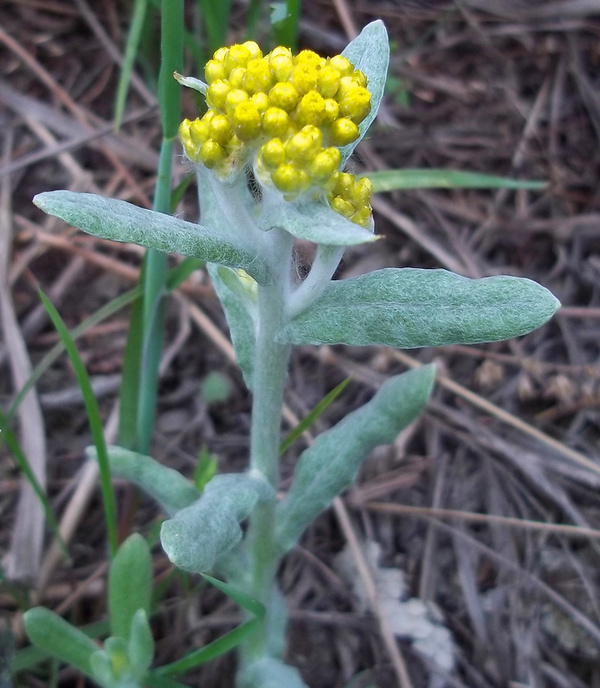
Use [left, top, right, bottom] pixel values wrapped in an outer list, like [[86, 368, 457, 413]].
[[276, 366, 436, 552], [258, 197, 376, 246], [340, 20, 390, 165], [24, 607, 99, 678], [278, 268, 560, 349], [87, 446, 200, 517], [33, 191, 269, 284], [208, 264, 256, 388], [128, 610, 155, 677], [160, 474, 274, 573], [109, 534, 152, 642]]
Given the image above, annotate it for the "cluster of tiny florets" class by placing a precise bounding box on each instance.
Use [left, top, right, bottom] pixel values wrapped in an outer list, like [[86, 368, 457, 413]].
[[179, 41, 373, 227]]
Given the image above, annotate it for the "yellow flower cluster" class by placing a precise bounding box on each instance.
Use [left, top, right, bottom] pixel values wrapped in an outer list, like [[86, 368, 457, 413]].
[[179, 41, 374, 228]]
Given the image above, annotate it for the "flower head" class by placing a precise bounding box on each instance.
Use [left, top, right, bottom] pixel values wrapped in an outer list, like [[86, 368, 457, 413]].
[[179, 41, 374, 228]]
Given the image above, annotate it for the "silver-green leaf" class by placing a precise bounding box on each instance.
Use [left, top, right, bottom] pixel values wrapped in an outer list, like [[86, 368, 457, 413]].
[[276, 365, 436, 552], [278, 268, 560, 349], [33, 191, 269, 284], [340, 20, 390, 165], [160, 473, 274, 574], [87, 445, 200, 517]]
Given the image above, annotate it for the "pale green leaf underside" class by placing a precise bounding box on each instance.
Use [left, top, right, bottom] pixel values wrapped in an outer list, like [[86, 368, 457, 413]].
[[258, 196, 376, 245], [276, 365, 436, 552], [160, 474, 274, 574], [34, 191, 269, 284], [238, 657, 308, 688], [87, 445, 200, 517], [278, 268, 560, 349], [340, 20, 389, 165], [208, 264, 256, 389]]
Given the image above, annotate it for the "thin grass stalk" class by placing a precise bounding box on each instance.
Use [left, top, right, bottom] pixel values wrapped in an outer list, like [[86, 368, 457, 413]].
[[127, 0, 183, 454]]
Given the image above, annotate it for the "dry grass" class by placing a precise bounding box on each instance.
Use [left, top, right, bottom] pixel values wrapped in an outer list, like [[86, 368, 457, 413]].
[[2, 1, 600, 686]]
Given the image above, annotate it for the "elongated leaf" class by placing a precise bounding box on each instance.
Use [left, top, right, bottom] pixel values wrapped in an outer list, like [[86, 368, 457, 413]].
[[278, 268, 560, 349], [24, 608, 98, 678], [160, 474, 273, 573], [40, 291, 118, 557], [340, 20, 389, 165], [208, 264, 256, 388], [87, 445, 200, 517], [275, 365, 436, 552], [33, 191, 269, 284], [128, 609, 155, 676], [368, 169, 547, 191], [109, 534, 152, 641]]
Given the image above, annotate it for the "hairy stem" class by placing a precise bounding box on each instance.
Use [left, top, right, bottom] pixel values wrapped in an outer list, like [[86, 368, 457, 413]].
[[242, 229, 292, 666]]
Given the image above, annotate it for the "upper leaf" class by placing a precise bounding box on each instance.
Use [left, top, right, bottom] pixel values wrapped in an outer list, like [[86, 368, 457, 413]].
[[278, 268, 560, 349], [339, 20, 390, 165], [34, 191, 270, 284]]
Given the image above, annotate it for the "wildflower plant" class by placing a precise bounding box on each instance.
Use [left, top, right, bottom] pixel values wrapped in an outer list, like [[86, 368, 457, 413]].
[[29, 21, 559, 688]]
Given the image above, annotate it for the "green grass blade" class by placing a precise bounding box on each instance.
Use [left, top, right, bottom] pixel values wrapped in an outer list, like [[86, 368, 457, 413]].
[[0, 410, 67, 559], [368, 169, 548, 192], [271, 0, 301, 50], [159, 0, 184, 139], [7, 286, 142, 425], [155, 575, 264, 675], [279, 377, 351, 455], [39, 291, 118, 557], [145, 674, 191, 688], [198, 0, 233, 55], [166, 258, 205, 291], [114, 0, 149, 130], [118, 292, 144, 450]]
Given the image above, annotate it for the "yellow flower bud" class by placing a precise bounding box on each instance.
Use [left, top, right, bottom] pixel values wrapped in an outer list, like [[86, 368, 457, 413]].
[[231, 101, 262, 140], [295, 91, 326, 126], [339, 87, 371, 124], [329, 54, 353, 76], [208, 114, 232, 146], [351, 206, 372, 227], [351, 69, 368, 88], [262, 107, 290, 138], [337, 76, 362, 99], [213, 47, 228, 62], [259, 139, 286, 169], [329, 171, 354, 197], [349, 177, 374, 206], [206, 80, 231, 110], [322, 98, 340, 124], [317, 65, 341, 98], [291, 64, 318, 95], [225, 89, 250, 117], [285, 125, 322, 164], [199, 140, 226, 168], [189, 117, 210, 144], [329, 195, 355, 218], [268, 82, 300, 112], [309, 147, 342, 182], [328, 117, 359, 146], [295, 49, 325, 68], [205, 59, 225, 84], [242, 40, 262, 60], [250, 92, 270, 112], [228, 67, 247, 90], [226, 133, 243, 154], [224, 44, 252, 74], [244, 58, 273, 93], [269, 46, 293, 60], [272, 164, 310, 194], [269, 54, 294, 82]]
